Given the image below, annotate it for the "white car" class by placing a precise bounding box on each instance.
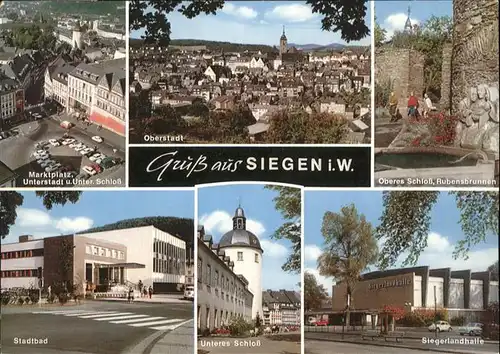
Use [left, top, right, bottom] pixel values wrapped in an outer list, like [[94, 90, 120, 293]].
[[34, 151, 49, 159], [89, 153, 104, 162], [428, 321, 452, 332], [80, 148, 94, 155], [92, 136, 103, 143], [69, 142, 80, 148], [45, 163, 62, 172], [82, 166, 97, 175], [49, 139, 60, 146], [40, 159, 56, 168], [36, 156, 50, 163], [459, 323, 483, 336], [62, 138, 75, 145], [183, 286, 194, 300], [74, 145, 86, 152]]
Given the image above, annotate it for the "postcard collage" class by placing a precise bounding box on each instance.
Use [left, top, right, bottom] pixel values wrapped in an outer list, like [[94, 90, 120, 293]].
[[0, 1, 498, 354]]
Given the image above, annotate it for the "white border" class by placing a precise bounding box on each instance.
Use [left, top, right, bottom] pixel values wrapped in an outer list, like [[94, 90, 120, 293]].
[[370, 0, 375, 188], [125, 0, 130, 188], [129, 143, 372, 148], [193, 185, 199, 353], [300, 186, 305, 354]]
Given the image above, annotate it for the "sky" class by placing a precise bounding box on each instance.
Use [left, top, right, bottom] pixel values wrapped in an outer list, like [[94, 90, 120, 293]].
[[130, 1, 372, 46], [376, 0, 452, 38], [2, 191, 194, 244], [304, 191, 499, 294], [198, 184, 300, 291]]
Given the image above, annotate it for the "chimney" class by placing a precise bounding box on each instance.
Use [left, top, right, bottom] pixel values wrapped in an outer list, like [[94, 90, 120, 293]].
[[19, 235, 34, 242]]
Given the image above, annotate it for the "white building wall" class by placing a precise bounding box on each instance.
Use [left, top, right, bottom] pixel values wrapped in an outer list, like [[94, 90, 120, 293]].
[[470, 280, 484, 309], [489, 281, 499, 304], [413, 275, 422, 307], [449, 278, 465, 308], [223, 247, 263, 319], [1, 240, 44, 289], [78, 226, 154, 286], [152, 227, 186, 284], [426, 277, 444, 307]]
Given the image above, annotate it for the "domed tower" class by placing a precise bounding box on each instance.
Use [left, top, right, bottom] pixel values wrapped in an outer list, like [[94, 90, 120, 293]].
[[72, 21, 83, 50], [219, 205, 263, 319], [279, 25, 287, 56]]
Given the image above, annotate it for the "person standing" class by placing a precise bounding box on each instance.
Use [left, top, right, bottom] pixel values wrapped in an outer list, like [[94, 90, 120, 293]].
[[138, 280, 143, 297], [407, 91, 420, 118], [148, 286, 153, 299]]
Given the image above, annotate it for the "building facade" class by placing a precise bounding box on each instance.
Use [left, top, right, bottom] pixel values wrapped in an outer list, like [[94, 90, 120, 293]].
[[331, 266, 499, 323], [1, 226, 189, 294], [218, 206, 264, 319], [262, 289, 301, 326], [197, 225, 254, 331], [0, 73, 24, 122]]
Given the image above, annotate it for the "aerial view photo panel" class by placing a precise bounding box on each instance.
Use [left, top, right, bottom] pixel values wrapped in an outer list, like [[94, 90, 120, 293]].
[[129, 1, 372, 145], [0, 1, 126, 188]]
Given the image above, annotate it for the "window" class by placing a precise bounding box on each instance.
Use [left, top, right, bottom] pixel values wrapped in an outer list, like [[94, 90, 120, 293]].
[[206, 264, 212, 286], [255, 253, 259, 263], [93, 246, 98, 255], [85, 245, 91, 254], [197, 258, 202, 282], [237, 252, 243, 261], [215, 270, 219, 287]]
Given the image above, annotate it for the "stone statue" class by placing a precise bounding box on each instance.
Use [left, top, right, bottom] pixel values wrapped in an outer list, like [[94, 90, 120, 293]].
[[455, 83, 499, 154]]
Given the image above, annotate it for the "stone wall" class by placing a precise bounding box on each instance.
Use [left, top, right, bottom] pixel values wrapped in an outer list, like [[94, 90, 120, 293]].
[[440, 43, 453, 110], [375, 48, 425, 107], [451, 0, 499, 113]]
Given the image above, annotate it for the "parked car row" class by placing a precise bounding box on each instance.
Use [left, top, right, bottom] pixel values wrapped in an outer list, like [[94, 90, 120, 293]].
[[0, 128, 20, 140], [57, 136, 112, 177], [32, 148, 77, 176]]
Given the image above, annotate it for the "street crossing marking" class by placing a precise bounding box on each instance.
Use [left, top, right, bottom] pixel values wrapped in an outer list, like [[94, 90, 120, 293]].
[[31, 310, 188, 331]]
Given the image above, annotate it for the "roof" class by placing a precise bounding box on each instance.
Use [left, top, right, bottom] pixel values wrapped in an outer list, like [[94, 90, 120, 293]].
[[0, 160, 17, 186]]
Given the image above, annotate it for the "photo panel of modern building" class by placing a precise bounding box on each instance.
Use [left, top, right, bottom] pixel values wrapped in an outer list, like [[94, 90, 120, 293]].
[[128, 1, 372, 145], [0, 1, 127, 188], [303, 190, 499, 354], [373, 0, 499, 187], [0, 190, 195, 354], [196, 184, 301, 354]]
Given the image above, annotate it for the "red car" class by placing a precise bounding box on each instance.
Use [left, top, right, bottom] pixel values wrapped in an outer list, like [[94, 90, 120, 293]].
[[314, 320, 329, 326], [91, 163, 102, 173]]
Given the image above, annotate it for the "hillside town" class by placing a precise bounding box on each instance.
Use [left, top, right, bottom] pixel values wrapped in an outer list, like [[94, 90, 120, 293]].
[[130, 28, 371, 144], [0, 1, 126, 187]]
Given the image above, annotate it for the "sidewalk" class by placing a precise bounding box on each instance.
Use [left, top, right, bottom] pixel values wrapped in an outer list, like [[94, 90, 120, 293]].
[[93, 294, 191, 304], [150, 319, 194, 354]]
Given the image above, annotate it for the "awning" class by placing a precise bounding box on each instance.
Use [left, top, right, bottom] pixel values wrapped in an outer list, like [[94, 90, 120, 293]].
[[97, 263, 145, 269]]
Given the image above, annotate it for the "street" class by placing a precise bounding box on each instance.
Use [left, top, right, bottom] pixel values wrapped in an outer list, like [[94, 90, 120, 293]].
[[305, 333, 500, 354], [1, 300, 194, 354], [0, 116, 125, 187]]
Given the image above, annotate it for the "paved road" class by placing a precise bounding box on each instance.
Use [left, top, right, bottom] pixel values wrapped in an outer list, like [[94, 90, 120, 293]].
[[0, 117, 125, 187], [1, 301, 194, 354], [305, 333, 499, 354]]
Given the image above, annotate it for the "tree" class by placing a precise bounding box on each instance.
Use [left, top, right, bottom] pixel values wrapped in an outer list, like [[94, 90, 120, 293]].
[[488, 261, 499, 281], [0, 191, 82, 239], [374, 19, 386, 47], [265, 185, 301, 273], [266, 109, 349, 144], [376, 191, 499, 270], [130, 0, 369, 47], [304, 271, 328, 311], [317, 204, 378, 327]]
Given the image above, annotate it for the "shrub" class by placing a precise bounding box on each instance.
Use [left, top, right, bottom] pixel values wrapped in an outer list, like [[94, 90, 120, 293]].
[[47, 294, 56, 304], [29, 293, 39, 304], [200, 328, 211, 337], [450, 316, 466, 326], [228, 316, 253, 336], [1, 294, 11, 305], [398, 308, 449, 327], [408, 112, 458, 147], [18, 297, 24, 305], [24, 297, 30, 305]]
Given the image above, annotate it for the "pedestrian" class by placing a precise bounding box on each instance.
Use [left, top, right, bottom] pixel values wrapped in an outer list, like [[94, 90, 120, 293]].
[[128, 287, 134, 303], [138, 280, 143, 297], [143, 287, 147, 298], [148, 286, 153, 299]]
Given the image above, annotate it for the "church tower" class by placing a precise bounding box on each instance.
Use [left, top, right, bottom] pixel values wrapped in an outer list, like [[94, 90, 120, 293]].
[[72, 21, 83, 50], [279, 25, 288, 56]]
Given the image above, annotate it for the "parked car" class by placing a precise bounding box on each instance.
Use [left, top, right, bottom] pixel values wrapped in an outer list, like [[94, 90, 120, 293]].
[[91, 163, 102, 173], [49, 139, 61, 146], [183, 286, 194, 300], [92, 135, 103, 143], [69, 142, 79, 148], [75, 173, 90, 180], [314, 320, 329, 326], [459, 323, 483, 336], [45, 163, 62, 172], [62, 138, 75, 145], [36, 156, 51, 163], [40, 159, 56, 168], [81, 147, 94, 155], [34, 151, 49, 159], [74, 145, 86, 152], [428, 321, 452, 332], [89, 153, 104, 162], [82, 166, 97, 175]]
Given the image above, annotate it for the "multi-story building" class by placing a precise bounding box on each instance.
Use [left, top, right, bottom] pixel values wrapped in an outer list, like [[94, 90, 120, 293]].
[[1, 225, 189, 294], [197, 225, 254, 331], [262, 289, 301, 326], [67, 58, 126, 136], [0, 73, 24, 123]]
